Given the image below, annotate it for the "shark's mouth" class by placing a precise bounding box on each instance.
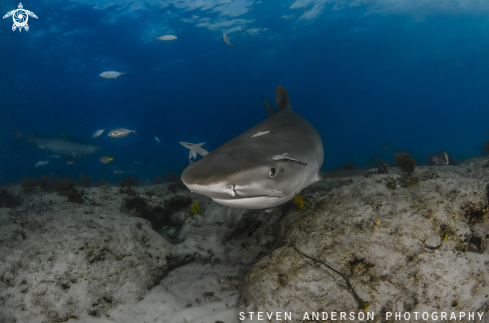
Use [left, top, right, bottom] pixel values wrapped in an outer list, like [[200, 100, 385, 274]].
[[185, 182, 285, 200]]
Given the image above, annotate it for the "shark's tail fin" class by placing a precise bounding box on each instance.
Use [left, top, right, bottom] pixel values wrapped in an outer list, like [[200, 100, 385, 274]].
[[319, 169, 371, 181], [132, 128, 137, 135]]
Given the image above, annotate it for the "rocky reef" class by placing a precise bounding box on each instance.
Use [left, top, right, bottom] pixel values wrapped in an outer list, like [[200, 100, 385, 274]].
[[1, 158, 489, 322]]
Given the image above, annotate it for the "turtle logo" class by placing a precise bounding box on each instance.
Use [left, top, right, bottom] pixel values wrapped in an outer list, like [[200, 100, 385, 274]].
[[3, 3, 37, 32]]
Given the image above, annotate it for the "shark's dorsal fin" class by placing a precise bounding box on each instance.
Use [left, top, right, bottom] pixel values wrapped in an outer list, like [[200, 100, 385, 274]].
[[227, 207, 246, 228], [275, 85, 291, 111], [263, 96, 277, 118]]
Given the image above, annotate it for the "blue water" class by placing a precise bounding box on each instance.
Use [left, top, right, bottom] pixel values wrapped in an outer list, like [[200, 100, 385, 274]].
[[2, 0, 489, 185]]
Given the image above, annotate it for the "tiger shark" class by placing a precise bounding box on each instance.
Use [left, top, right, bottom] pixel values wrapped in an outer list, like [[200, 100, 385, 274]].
[[181, 86, 364, 227]]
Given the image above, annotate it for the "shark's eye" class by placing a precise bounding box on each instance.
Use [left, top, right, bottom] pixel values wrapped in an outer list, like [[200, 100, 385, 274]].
[[269, 168, 276, 178]]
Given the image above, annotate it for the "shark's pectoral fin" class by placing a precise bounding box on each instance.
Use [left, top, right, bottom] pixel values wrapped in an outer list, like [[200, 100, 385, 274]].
[[227, 207, 246, 228]]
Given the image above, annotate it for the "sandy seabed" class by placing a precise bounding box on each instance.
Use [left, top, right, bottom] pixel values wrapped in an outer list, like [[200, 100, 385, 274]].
[[1, 158, 489, 323]]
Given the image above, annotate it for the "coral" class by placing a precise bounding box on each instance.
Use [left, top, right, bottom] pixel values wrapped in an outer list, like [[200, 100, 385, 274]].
[[165, 172, 178, 183], [190, 202, 200, 215], [0, 189, 22, 207], [39, 175, 53, 191], [21, 177, 38, 192], [153, 176, 164, 185], [293, 195, 305, 210], [394, 152, 416, 175], [54, 177, 76, 193], [78, 173, 92, 188]]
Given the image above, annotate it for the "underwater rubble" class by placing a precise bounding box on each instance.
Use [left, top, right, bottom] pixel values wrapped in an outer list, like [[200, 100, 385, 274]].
[[0, 159, 489, 322]]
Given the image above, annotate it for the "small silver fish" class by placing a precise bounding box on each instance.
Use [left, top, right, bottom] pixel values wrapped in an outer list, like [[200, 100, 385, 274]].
[[113, 170, 126, 175], [35, 160, 49, 168], [100, 71, 126, 79], [46, 154, 60, 159], [108, 128, 137, 138], [155, 35, 177, 41], [92, 129, 105, 138], [428, 151, 449, 165], [155, 137, 161, 144], [100, 156, 115, 164], [222, 32, 234, 47]]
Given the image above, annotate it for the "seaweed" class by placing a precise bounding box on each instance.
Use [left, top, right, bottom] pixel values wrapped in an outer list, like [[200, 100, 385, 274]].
[[168, 179, 187, 194], [394, 152, 416, 175], [462, 201, 488, 225], [67, 188, 85, 204], [190, 202, 200, 215], [341, 162, 355, 171], [39, 175, 53, 191], [377, 163, 389, 174], [165, 172, 178, 183], [484, 140, 489, 153], [95, 178, 106, 187], [293, 195, 305, 210], [78, 173, 92, 188], [153, 176, 164, 185], [54, 177, 76, 193], [0, 189, 22, 208], [119, 176, 139, 187], [21, 177, 38, 192]]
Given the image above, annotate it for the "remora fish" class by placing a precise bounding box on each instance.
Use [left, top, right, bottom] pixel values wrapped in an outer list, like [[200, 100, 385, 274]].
[[15, 128, 101, 158], [179, 142, 209, 160], [182, 86, 325, 227], [99, 71, 125, 79], [222, 32, 234, 47]]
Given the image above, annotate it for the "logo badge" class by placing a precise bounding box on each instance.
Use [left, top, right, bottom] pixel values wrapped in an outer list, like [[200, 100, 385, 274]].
[[3, 3, 37, 32]]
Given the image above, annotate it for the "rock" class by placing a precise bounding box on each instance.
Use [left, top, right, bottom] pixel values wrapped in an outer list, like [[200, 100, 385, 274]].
[[0, 204, 173, 322], [425, 235, 442, 248]]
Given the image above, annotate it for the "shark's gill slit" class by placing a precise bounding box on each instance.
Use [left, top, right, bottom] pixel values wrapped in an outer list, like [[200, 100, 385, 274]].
[[232, 184, 238, 195]]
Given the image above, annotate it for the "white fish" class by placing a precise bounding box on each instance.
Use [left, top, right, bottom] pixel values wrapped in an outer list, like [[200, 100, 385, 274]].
[[251, 131, 270, 138], [179, 142, 209, 159], [108, 128, 137, 138], [155, 35, 177, 41], [155, 137, 161, 144], [428, 151, 449, 165], [35, 161, 49, 168], [222, 32, 234, 47], [99, 71, 126, 79], [92, 129, 105, 138]]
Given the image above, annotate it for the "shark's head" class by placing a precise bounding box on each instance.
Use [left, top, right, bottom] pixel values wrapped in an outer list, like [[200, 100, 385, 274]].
[[181, 86, 323, 210], [181, 146, 314, 209]]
